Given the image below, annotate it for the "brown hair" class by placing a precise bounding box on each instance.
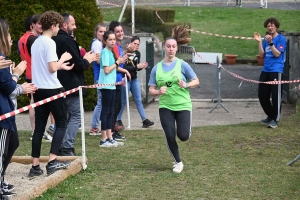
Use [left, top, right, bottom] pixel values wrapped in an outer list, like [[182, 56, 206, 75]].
[[0, 18, 11, 56], [94, 23, 106, 39], [103, 30, 117, 60], [163, 37, 177, 47], [40, 11, 63, 31], [264, 17, 280, 29]]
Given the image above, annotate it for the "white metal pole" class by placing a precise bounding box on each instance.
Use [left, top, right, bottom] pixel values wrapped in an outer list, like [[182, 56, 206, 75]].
[[79, 87, 87, 170], [125, 75, 131, 129], [188, 0, 190, 6], [118, 0, 129, 22], [131, 0, 135, 35], [265, 0, 267, 8]]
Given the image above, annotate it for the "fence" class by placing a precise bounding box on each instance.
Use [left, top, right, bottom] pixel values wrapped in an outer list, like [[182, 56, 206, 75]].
[[96, 0, 131, 22]]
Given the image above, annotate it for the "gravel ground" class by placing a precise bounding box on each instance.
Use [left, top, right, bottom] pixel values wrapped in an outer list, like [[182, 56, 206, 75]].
[[5, 162, 47, 200]]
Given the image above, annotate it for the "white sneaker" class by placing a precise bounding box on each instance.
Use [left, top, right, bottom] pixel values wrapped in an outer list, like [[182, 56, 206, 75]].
[[99, 140, 118, 148], [109, 139, 124, 147], [43, 132, 53, 142], [173, 162, 184, 173]]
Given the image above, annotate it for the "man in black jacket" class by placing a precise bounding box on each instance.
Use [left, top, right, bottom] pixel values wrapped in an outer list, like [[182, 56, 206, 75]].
[[52, 13, 96, 156]]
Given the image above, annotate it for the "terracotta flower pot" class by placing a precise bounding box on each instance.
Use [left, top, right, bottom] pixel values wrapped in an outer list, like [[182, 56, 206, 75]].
[[256, 55, 264, 66], [225, 54, 237, 65]]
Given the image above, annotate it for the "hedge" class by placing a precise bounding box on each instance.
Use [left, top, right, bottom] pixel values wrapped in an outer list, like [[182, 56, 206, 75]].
[[0, 0, 103, 111], [124, 6, 175, 32]]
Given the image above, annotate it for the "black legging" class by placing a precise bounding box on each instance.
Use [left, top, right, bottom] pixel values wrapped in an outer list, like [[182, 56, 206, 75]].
[[0, 124, 19, 198], [2, 123, 19, 177], [236, 0, 242, 4], [159, 108, 191, 163], [112, 85, 122, 132]]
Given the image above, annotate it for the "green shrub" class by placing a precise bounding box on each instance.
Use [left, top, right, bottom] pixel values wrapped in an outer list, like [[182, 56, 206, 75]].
[[124, 6, 175, 32], [0, 0, 103, 111], [162, 22, 191, 40]]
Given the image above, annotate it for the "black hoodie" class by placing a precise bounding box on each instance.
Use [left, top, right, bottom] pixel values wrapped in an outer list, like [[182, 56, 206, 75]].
[[52, 29, 90, 96]]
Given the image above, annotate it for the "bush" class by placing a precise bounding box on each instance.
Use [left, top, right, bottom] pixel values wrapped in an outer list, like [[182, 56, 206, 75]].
[[124, 6, 175, 32], [162, 22, 191, 40], [0, 0, 103, 111]]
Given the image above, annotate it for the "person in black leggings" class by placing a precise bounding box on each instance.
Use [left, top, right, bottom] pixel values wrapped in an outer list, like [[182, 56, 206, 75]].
[[148, 37, 199, 173]]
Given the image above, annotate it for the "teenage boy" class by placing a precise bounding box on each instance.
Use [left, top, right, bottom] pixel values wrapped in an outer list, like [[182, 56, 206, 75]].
[[29, 11, 74, 177], [19, 15, 53, 142]]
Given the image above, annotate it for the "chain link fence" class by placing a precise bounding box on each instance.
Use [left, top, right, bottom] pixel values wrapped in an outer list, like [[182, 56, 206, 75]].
[[96, 0, 133, 22]]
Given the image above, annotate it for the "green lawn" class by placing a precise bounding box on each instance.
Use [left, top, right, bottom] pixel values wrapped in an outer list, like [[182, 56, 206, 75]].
[[103, 6, 300, 59], [14, 109, 300, 199], [166, 6, 300, 59]]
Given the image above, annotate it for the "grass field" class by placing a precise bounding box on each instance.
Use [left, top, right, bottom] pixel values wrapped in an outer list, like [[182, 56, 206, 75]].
[[13, 108, 300, 199], [102, 6, 300, 59]]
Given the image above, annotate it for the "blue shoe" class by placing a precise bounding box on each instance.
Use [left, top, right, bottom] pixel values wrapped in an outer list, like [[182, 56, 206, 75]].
[[268, 120, 278, 129], [261, 117, 272, 125]]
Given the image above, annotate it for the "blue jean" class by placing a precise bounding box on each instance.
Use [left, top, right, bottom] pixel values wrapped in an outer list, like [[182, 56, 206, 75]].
[[61, 95, 81, 149], [91, 89, 102, 128], [117, 78, 146, 121]]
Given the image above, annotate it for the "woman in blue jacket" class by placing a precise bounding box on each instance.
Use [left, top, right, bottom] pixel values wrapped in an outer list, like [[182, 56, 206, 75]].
[[0, 18, 27, 198]]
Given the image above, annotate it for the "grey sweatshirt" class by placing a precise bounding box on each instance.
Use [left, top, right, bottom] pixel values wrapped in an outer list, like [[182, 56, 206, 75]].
[[10, 84, 24, 110]]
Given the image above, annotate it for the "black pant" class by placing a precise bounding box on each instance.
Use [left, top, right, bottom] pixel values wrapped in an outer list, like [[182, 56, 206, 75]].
[[258, 72, 282, 122], [32, 88, 68, 158], [159, 108, 191, 163], [236, 0, 242, 4], [100, 89, 116, 130], [112, 85, 122, 132]]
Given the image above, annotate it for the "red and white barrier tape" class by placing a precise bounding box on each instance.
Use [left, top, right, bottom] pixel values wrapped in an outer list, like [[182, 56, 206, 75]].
[[97, 0, 122, 7], [194, 52, 300, 85], [189, 29, 256, 40], [0, 82, 123, 122]]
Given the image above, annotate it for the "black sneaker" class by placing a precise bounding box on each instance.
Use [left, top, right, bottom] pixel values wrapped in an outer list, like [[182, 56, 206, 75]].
[[0, 195, 10, 200], [2, 180, 14, 192], [1, 188, 16, 197], [46, 159, 71, 175], [268, 120, 278, 128], [113, 131, 126, 141], [28, 166, 44, 178], [57, 147, 76, 156], [142, 119, 154, 128], [114, 120, 125, 131]]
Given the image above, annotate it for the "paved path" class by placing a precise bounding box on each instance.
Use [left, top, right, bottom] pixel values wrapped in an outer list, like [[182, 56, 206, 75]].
[[15, 100, 294, 131]]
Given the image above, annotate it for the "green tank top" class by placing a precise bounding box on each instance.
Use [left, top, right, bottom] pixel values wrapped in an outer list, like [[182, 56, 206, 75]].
[[156, 59, 192, 111]]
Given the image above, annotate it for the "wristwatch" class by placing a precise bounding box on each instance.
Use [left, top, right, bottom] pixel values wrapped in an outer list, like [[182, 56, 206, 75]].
[[269, 43, 274, 46], [115, 61, 119, 66]]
